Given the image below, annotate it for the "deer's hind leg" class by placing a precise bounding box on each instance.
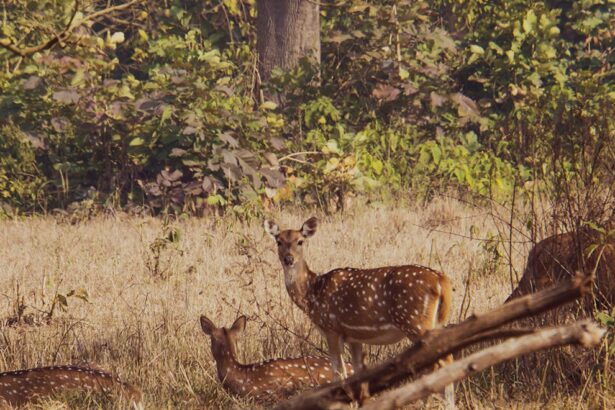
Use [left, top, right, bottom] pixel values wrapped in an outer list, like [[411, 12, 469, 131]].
[[349, 342, 369, 404]]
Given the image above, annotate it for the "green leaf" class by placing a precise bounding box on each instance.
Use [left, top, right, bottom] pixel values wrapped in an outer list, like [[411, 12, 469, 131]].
[[161, 106, 173, 123], [523, 10, 537, 33], [199, 49, 221, 64], [117, 85, 135, 100], [506, 50, 515, 63], [129, 137, 145, 146], [260, 101, 278, 110], [206, 194, 226, 206], [371, 159, 383, 175], [585, 243, 599, 258], [71, 69, 85, 86], [469, 45, 485, 55], [322, 140, 341, 154], [431, 145, 441, 163]]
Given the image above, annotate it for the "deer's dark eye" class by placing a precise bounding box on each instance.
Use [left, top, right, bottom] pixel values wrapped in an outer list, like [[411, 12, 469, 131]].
[[276, 240, 282, 247], [297, 240, 304, 246]]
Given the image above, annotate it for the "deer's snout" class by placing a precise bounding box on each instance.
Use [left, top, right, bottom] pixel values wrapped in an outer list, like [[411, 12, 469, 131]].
[[283, 254, 295, 266]]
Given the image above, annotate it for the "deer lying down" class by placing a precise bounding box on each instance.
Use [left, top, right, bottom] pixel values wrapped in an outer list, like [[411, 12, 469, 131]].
[[200, 314, 353, 403], [0, 365, 141, 408]]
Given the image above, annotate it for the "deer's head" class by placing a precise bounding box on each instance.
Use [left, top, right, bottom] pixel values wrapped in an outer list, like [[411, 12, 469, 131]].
[[264, 217, 318, 270], [200, 315, 246, 362]]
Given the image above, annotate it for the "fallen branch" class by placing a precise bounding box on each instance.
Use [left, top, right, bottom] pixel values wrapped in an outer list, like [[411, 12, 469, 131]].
[[275, 273, 593, 410], [361, 320, 605, 410]]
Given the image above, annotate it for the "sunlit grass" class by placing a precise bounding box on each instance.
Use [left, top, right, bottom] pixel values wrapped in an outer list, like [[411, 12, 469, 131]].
[[0, 197, 611, 409]]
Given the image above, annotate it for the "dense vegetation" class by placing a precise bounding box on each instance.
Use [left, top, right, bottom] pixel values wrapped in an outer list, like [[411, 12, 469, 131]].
[[1, 0, 613, 218]]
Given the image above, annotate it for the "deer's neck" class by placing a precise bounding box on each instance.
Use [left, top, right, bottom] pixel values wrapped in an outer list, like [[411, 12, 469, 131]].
[[283, 260, 317, 313], [214, 348, 242, 384]]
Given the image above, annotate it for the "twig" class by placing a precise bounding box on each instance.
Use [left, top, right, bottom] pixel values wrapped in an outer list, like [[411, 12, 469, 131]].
[[0, 0, 145, 58], [0, 0, 80, 57], [277, 151, 322, 164]]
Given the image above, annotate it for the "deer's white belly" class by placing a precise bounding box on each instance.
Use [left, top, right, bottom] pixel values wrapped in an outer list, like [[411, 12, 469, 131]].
[[340, 322, 406, 345]]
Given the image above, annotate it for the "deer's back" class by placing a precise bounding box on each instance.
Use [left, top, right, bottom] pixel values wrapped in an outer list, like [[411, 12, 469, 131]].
[[306, 265, 447, 342], [509, 226, 615, 308], [228, 356, 352, 402], [0, 366, 141, 407]]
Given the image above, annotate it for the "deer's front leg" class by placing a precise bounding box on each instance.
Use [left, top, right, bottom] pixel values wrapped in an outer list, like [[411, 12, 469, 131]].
[[325, 332, 347, 380]]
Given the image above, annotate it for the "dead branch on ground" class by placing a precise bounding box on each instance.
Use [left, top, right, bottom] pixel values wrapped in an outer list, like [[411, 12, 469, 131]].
[[275, 273, 595, 410], [361, 320, 605, 410]]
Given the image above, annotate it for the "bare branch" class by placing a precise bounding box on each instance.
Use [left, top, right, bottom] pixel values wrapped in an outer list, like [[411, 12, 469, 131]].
[[81, 0, 145, 24], [0, 0, 145, 58], [0, 0, 81, 57], [362, 321, 605, 410]]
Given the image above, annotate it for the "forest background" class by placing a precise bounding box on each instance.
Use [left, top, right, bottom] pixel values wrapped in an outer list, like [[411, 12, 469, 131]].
[[1, 1, 615, 408], [0, 0, 612, 223]]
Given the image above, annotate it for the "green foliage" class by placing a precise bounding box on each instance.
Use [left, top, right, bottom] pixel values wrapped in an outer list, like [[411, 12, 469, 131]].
[[1, 0, 613, 215], [0, 123, 46, 215], [4, 284, 88, 326], [142, 219, 184, 279], [595, 310, 615, 355]]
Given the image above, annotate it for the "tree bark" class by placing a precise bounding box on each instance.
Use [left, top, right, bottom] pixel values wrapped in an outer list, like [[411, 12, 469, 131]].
[[256, 0, 320, 99], [361, 320, 605, 410]]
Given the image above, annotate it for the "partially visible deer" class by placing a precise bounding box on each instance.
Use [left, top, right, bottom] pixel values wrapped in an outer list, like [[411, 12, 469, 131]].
[[200, 314, 353, 403], [506, 222, 615, 310], [0, 365, 141, 408], [264, 217, 454, 406]]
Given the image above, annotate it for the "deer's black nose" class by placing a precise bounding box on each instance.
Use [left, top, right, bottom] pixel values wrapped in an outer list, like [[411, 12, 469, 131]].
[[283, 255, 295, 266]]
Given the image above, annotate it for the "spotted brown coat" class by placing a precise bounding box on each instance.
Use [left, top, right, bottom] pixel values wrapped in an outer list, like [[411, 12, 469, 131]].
[[200, 314, 353, 403], [0, 365, 141, 407], [265, 217, 455, 405]]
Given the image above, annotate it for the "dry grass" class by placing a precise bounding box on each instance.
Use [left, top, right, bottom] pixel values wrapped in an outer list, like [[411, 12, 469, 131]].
[[0, 197, 611, 409]]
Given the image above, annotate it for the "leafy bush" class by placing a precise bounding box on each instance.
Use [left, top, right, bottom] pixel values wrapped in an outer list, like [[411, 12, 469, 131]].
[[0, 0, 613, 216], [0, 123, 46, 215]]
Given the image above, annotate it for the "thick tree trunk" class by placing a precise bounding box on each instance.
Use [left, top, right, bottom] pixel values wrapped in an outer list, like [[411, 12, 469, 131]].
[[256, 0, 320, 99]]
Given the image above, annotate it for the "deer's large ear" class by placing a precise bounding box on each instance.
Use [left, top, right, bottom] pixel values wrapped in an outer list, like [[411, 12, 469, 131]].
[[230, 316, 247, 334], [264, 220, 280, 239], [301, 217, 318, 238], [200, 315, 216, 336]]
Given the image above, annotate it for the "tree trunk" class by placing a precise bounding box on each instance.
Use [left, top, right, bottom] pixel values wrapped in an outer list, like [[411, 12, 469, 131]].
[[256, 0, 320, 101]]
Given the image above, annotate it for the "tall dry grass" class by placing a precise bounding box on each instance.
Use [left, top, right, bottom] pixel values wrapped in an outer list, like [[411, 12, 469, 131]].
[[0, 197, 611, 409]]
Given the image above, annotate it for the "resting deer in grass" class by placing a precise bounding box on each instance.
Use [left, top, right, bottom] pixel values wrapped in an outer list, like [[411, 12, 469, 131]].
[[506, 221, 615, 310], [265, 217, 455, 406], [200, 314, 353, 403], [0, 365, 141, 408]]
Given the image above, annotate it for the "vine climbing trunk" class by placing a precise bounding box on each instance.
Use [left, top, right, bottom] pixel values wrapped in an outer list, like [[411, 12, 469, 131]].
[[256, 0, 321, 103]]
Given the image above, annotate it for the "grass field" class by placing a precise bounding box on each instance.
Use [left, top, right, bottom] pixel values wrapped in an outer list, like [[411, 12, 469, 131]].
[[1, 197, 612, 409]]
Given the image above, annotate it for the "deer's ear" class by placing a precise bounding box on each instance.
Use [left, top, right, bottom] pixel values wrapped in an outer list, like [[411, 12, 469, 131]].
[[200, 315, 216, 336], [230, 316, 247, 334], [301, 217, 318, 238], [264, 220, 280, 239]]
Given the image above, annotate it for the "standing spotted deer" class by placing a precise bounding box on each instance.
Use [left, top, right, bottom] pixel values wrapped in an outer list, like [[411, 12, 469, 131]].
[[200, 314, 353, 403], [0, 365, 141, 408], [265, 217, 455, 406]]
